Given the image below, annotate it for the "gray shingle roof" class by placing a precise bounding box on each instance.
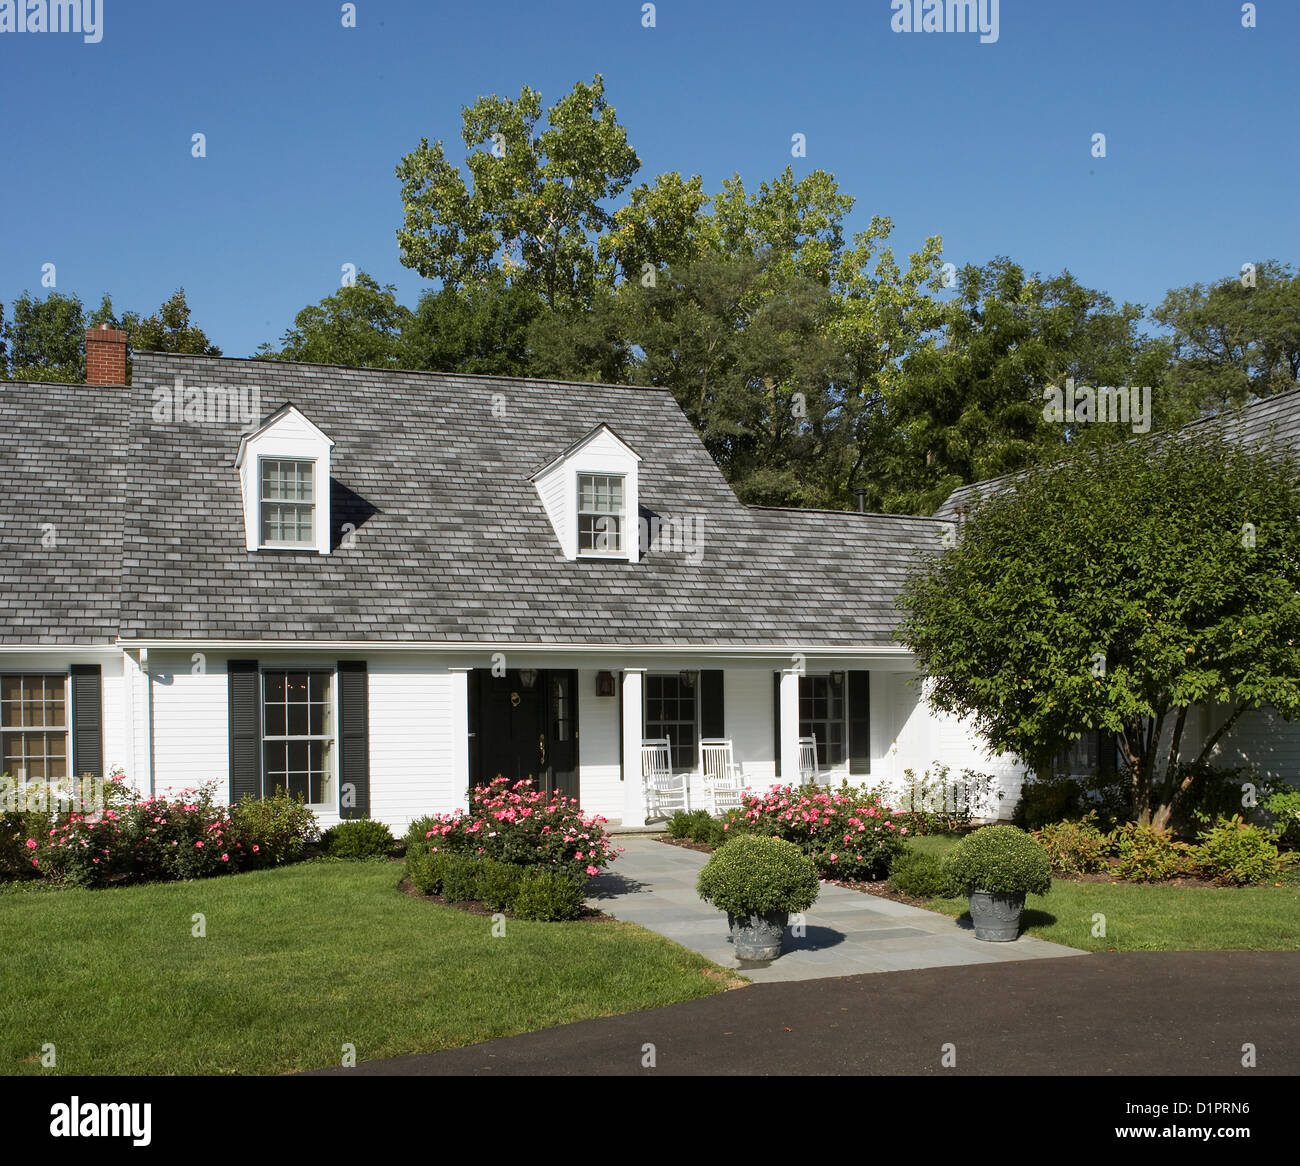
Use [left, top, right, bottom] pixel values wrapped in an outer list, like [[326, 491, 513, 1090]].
[[1, 353, 947, 647], [933, 387, 1300, 520]]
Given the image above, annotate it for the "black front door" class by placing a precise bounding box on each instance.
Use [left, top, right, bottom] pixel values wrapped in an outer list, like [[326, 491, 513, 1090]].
[[474, 670, 579, 803]]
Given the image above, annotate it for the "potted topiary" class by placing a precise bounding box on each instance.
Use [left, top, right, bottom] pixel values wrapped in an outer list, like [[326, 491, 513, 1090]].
[[942, 824, 1052, 941], [696, 834, 820, 959]]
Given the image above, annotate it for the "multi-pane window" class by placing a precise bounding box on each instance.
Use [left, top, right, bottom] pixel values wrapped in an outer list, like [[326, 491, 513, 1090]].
[[800, 675, 845, 767], [1, 674, 68, 782], [577, 473, 625, 554], [645, 673, 697, 770], [260, 459, 315, 547], [262, 671, 333, 804]]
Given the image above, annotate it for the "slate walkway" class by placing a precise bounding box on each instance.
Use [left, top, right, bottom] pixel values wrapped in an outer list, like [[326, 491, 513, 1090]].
[[583, 836, 1084, 982]]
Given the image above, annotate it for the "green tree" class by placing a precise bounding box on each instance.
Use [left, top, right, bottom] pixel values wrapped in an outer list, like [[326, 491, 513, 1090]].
[[396, 75, 640, 311], [898, 429, 1300, 830], [261, 274, 410, 368], [4, 290, 87, 381], [398, 272, 541, 377], [1154, 260, 1300, 421], [123, 288, 221, 356]]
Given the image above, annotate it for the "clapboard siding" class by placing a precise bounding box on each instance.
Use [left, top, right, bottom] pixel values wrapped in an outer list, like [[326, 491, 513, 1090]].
[[576, 670, 622, 820], [151, 654, 230, 800], [367, 658, 454, 832]]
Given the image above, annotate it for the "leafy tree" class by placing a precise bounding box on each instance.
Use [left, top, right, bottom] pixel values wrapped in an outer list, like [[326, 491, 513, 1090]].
[[526, 288, 632, 385], [860, 259, 1167, 515], [3, 290, 88, 381], [398, 272, 541, 377], [898, 429, 1300, 830], [261, 274, 410, 368], [396, 75, 639, 311], [1154, 260, 1300, 421], [123, 288, 221, 356]]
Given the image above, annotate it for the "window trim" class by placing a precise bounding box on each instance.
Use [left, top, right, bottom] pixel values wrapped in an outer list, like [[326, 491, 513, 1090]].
[[258, 456, 318, 550], [258, 667, 338, 809], [575, 471, 628, 558], [0, 672, 70, 784]]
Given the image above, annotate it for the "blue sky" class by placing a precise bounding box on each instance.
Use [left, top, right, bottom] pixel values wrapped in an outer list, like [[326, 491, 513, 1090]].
[[1, 0, 1295, 357]]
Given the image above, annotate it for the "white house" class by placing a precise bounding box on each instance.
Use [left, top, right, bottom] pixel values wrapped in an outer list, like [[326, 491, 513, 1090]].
[[1, 328, 1295, 832]]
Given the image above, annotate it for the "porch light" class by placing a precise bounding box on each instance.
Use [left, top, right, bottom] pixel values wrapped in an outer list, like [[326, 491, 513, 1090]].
[[595, 671, 616, 697], [519, 669, 538, 689], [829, 671, 844, 687], [679, 670, 697, 688]]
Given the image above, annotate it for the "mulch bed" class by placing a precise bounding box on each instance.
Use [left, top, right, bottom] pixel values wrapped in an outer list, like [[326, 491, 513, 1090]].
[[396, 876, 614, 923]]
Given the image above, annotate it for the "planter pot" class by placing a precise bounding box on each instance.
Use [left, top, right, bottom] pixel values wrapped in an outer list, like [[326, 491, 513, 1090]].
[[727, 910, 789, 960], [967, 891, 1026, 941]]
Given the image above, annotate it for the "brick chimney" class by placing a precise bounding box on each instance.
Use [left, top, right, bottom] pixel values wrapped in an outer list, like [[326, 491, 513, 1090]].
[[85, 324, 128, 385]]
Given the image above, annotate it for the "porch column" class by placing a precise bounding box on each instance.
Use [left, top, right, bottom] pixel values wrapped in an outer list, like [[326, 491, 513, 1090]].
[[780, 667, 801, 783], [448, 667, 471, 808], [621, 668, 646, 825]]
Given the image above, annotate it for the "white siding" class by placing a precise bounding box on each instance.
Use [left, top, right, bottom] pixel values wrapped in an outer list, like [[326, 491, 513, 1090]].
[[726, 669, 777, 790], [577, 670, 623, 821], [366, 658, 454, 833], [149, 653, 229, 802]]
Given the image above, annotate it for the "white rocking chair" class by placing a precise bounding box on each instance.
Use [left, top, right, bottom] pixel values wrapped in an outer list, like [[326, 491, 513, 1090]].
[[642, 735, 687, 821], [699, 738, 743, 815], [798, 735, 820, 786]]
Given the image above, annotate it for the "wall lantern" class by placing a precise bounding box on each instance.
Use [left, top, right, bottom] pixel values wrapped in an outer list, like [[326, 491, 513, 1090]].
[[595, 671, 616, 697], [679, 670, 697, 688], [829, 671, 845, 687], [518, 668, 538, 689]]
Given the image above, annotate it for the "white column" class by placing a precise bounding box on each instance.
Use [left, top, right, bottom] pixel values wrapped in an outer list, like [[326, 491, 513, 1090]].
[[780, 668, 801, 783], [621, 668, 646, 825], [448, 667, 471, 809]]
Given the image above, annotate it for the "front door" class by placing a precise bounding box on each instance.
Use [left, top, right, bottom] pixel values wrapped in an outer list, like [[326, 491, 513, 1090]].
[[474, 670, 580, 803]]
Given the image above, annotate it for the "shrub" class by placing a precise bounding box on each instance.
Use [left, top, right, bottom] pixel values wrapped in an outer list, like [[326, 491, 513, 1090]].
[[667, 809, 727, 846], [1168, 762, 1272, 837], [0, 808, 51, 878], [1033, 812, 1112, 875], [1193, 815, 1294, 886], [406, 849, 450, 896], [403, 815, 441, 854], [413, 777, 620, 881], [321, 819, 395, 859], [124, 785, 247, 881], [696, 834, 821, 917], [230, 788, 318, 867], [888, 850, 949, 898], [942, 825, 1053, 897], [1109, 823, 1194, 882], [729, 783, 906, 879], [476, 857, 524, 911], [511, 868, 586, 921], [1263, 787, 1300, 848], [1013, 774, 1085, 831], [441, 854, 482, 902]]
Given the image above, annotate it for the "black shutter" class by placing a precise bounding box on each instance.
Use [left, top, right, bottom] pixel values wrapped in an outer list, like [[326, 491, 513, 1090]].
[[466, 669, 480, 794], [699, 671, 724, 764], [227, 660, 260, 804], [618, 672, 624, 782], [337, 661, 370, 819], [773, 672, 782, 779], [69, 665, 103, 781], [848, 670, 871, 775]]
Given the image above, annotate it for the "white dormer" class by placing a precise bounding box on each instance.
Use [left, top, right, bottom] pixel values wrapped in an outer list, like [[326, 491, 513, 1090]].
[[531, 423, 643, 563], [235, 404, 335, 554]]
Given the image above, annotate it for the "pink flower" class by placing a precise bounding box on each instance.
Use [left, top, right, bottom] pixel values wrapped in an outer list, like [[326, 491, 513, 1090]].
[[195, 841, 203, 848], [253, 844, 260, 852], [900, 827, 908, 835], [586, 865, 599, 876], [221, 853, 229, 862], [25, 838, 36, 849]]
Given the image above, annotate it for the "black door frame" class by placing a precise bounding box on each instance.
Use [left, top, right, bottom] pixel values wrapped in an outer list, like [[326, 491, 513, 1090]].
[[470, 668, 580, 803]]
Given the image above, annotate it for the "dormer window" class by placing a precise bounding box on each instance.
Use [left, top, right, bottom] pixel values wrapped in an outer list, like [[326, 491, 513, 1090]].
[[235, 404, 334, 555], [577, 473, 626, 555], [260, 459, 317, 547], [530, 423, 643, 563]]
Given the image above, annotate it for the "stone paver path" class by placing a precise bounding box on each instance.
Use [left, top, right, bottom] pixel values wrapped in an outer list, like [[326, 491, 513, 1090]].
[[586, 836, 1084, 982]]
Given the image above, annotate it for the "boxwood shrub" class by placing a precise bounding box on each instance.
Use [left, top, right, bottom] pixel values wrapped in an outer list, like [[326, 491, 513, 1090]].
[[696, 834, 820, 917], [1194, 815, 1294, 886], [320, 819, 395, 859], [511, 868, 585, 921], [942, 825, 1052, 897], [476, 857, 525, 911], [888, 849, 949, 898]]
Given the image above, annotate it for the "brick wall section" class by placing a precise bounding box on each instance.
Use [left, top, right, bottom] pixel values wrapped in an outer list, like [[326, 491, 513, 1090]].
[[85, 325, 127, 385]]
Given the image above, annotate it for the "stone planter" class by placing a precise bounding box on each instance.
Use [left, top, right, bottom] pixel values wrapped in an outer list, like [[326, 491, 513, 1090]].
[[968, 891, 1026, 941], [727, 910, 789, 960]]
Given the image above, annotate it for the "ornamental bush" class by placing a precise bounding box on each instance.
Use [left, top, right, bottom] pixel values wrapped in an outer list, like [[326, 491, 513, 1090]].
[[696, 834, 820, 917], [942, 825, 1053, 897], [726, 784, 906, 879], [888, 849, 950, 898], [1109, 822, 1194, 882], [511, 868, 585, 921], [406, 848, 450, 895], [1193, 815, 1294, 886], [441, 854, 483, 902], [231, 788, 318, 866], [476, 857, 525, 911], [321, 819, 395, 859], [1263, 787, 1300, 849], [412, 776, 621, 882], [1033, 812, 1113, 875], [667, 809, 726, 846], [0, 807, 51, 878]]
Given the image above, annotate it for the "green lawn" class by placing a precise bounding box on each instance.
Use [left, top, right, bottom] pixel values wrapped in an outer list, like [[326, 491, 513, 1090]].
[[0, 861, 741, 1076], [901, 833, 1300, 951]]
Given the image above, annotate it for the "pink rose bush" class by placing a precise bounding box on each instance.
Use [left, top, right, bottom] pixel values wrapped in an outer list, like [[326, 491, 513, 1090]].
[[728, 784, 907, 880], [413, 776, 621, 883]]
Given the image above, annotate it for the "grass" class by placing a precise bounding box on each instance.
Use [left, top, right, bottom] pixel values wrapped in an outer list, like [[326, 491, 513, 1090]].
[[899, 833, 1300, 951], [0, 860, 742, 1075]]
